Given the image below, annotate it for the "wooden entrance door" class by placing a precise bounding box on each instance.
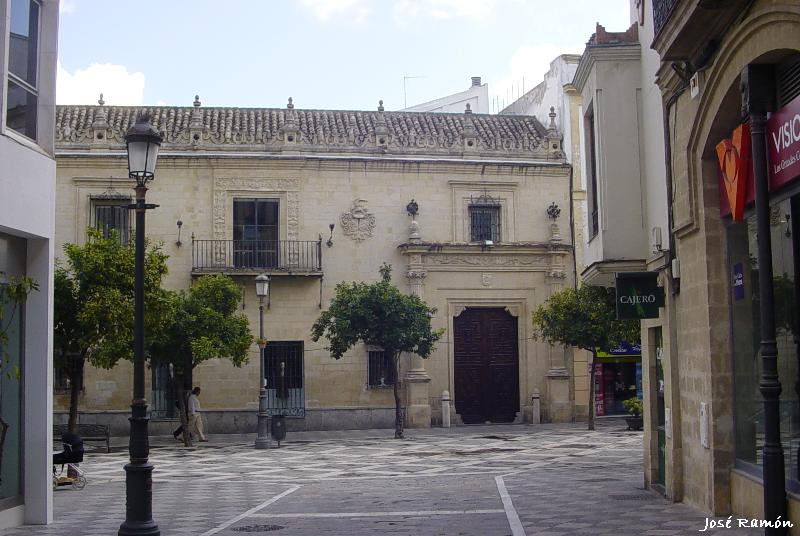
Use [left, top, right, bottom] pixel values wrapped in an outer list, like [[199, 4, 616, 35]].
[[453, 307, 519, 424]]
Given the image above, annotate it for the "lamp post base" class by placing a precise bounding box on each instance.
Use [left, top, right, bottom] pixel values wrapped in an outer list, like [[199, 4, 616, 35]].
[[118, 462, 160, 536], [255, 389, 271, 449]]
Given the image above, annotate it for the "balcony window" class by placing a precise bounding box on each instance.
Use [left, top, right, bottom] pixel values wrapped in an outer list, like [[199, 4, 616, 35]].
[[6, 0, 40, 140], [586, 108, 600, 239], [233, 198, 279, 268]]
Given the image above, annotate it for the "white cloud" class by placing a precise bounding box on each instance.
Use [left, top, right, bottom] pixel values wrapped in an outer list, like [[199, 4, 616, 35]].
[[393, 0, 497, 22], [299, 0, 370, 22], [491, 44, 564, 110], [59, 0, 77, 14], [57, 62, 145, 105]]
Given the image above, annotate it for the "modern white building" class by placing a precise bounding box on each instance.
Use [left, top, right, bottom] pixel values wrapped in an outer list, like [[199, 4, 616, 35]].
[[0, 0, 59, 529], [402, 76, 490, 114]]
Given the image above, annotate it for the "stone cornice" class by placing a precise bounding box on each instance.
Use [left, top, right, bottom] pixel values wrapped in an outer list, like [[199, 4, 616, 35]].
[[573, 44, 642, 93], [55, 151, 571, 174], [399, 241, 572, 251]]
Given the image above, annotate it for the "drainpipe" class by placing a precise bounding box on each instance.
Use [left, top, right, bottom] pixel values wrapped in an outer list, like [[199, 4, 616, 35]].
[[662, 83, 687, 296]]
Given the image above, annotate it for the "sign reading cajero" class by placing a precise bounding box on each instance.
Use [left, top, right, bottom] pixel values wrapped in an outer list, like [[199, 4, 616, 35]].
[[615, 272, 665, 320]]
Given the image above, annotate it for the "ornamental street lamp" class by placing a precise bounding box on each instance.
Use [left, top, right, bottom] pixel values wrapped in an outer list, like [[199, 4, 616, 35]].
[[254, 273, 271, 449], [119, 115, 162, 536]]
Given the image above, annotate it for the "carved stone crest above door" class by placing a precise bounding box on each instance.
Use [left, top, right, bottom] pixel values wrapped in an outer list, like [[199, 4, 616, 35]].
[[340, 198, 376, 242]]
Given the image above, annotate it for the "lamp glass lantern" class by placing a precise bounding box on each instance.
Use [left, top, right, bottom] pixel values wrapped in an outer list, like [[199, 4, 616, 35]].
[[125, 115, 162, 184], [255, 274, 270, 299]]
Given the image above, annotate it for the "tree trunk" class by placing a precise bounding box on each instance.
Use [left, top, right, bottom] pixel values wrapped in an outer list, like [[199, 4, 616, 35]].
[[67, 354, 85, 433], [588, 351, 596, 431], [392, 351, 403, 439]]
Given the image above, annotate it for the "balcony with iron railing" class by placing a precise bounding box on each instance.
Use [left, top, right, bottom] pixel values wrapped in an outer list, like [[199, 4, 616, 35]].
[[652, 0, 751, 62], [653, 0, 679, 39], [192, 239, 323, 275]]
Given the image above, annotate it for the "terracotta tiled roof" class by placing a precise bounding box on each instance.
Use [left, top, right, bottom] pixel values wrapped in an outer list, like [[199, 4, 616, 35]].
[[55, 103, 560, 159]]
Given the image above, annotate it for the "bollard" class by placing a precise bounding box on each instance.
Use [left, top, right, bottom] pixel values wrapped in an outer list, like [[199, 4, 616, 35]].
[[531, 389, 541, 424], [441, 390, 451, 428]]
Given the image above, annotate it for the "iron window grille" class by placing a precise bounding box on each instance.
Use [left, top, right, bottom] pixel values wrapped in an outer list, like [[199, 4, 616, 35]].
[[368, 349, 395, 387], [6, 0, 40, 140], [90, 194, 132, 243], [150, 362, 177, 420], [264, 341, 305, 417], [54, 352, 83, 394], [469, 191, 502, 242]]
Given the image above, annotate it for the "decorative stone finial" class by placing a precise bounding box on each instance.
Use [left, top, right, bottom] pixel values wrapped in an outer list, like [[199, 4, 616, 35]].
[[548, 106, 557, 130], [465, 103, 472, 114], [378, 100, 384, 112], [98, 93, 105, 106], [547, 202, 561, 221], [406, 199, 419, 216], [193, 95, 201, 107], [409, 218, 421, 241], [287, 97, 294, 109]]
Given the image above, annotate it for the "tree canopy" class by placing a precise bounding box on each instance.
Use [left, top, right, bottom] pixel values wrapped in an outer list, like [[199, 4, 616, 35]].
[[150, 273, 253, 374], [55, 227, 171, 370], [54, 227, 172, 430], [311, 263, 443, 438], [531, 284, 640, 353], [532, 284, 641, 430]]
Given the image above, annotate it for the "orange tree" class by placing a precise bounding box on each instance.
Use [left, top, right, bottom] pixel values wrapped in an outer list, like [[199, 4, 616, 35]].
[[532, 284, 640, 430], [311, 263, 443, 439]]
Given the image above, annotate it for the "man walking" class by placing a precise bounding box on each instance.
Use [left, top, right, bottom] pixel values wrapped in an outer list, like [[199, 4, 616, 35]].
[[187, 386, 208, 442]]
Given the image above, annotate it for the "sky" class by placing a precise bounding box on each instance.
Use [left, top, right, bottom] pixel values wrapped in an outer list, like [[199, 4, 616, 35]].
[[56, 0, 631, 112]]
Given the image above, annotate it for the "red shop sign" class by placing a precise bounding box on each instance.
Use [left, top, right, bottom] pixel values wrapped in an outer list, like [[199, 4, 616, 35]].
[[716, 123, 751, 222], [767, 93, 800, 190]]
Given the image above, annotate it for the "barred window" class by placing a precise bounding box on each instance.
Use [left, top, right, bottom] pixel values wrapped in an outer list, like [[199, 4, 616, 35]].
[[150, 362, 177, 420], [368, 349, 395, 387], [91, 200, 131, 243], [469, 205, 501, 242], [54, 352, 83, 394]]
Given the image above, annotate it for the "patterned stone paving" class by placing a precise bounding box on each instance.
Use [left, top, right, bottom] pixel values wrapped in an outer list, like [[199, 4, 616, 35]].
[[7, 422, 764, 535]]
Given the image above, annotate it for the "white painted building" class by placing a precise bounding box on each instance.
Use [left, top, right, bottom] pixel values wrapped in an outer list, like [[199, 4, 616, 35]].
[[0, 0, 59, 529], [402, 76, 489, 114]]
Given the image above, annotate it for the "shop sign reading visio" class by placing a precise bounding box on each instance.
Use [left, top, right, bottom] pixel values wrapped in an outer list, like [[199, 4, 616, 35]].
[[767, 93, 800, 190], [718, 94, 800, 220], [615, 272, 665, 320]]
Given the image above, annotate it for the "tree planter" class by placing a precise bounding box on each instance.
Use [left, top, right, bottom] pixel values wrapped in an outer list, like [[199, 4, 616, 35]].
[[625, 415, 643, 431]]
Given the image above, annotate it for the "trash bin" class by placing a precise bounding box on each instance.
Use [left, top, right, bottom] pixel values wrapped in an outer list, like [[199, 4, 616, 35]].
[[271, 415, 286, 446]]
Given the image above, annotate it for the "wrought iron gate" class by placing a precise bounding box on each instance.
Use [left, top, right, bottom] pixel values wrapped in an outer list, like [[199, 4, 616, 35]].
[[264, 341, 305, 417]]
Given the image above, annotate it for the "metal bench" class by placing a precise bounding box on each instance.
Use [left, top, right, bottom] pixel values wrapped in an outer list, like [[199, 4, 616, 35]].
[[53, 423, 111, 453]]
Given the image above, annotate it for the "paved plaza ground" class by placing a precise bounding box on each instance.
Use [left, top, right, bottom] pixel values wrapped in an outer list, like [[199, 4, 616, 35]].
[[8, 420, 761, 535]]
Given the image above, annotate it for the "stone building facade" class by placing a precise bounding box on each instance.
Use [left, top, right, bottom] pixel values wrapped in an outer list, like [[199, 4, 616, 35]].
[[53, 98, 580, 435], [645, 0, 800, 529]]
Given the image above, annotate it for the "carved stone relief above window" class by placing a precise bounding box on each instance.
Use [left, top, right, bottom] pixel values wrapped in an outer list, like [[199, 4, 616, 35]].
[[212, 178, 300, 241]]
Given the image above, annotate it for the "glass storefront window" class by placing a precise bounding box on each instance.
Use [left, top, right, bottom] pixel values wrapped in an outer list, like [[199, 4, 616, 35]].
[[729, 196, 800, 483]]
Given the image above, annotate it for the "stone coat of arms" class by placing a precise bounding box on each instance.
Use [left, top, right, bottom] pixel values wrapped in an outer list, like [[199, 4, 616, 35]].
[[341, 199, 376, 242]]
